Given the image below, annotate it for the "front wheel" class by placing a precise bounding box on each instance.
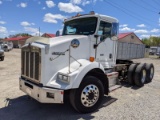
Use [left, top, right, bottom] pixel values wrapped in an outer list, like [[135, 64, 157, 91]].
[[70, 76, 104, 113]]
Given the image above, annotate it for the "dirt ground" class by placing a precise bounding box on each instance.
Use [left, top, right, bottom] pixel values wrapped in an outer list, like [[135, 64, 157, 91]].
[[0, 49, 160, 120]]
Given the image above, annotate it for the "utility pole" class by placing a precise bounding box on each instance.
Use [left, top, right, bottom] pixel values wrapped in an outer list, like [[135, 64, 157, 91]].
[[39, 27, 40, 37]]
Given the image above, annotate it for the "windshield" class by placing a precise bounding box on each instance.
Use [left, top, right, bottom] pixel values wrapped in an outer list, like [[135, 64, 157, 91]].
[[63, 17, 97, 35]]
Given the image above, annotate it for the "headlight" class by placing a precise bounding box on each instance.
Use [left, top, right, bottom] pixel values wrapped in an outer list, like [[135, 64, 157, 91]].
[[58, 73, 69, 83]]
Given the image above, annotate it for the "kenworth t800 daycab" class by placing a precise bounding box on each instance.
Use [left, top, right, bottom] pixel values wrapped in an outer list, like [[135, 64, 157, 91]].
[[19, 12, 154, 113]]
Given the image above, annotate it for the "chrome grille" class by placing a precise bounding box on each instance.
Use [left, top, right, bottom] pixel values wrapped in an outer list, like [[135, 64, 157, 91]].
[[21, 46, 41, 83]]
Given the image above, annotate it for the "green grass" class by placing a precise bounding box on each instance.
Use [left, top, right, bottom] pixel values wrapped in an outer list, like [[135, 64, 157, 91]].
[[149, 55, 160, 59]]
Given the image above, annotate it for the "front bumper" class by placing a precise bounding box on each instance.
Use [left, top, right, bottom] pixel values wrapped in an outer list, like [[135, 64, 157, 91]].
[[0, 54, 4, 57], [19, 78, 64, 103]]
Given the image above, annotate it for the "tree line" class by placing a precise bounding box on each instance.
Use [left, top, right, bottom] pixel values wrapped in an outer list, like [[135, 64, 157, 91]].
[[8, 33, 32, 38], [142, 37, 160, 46]]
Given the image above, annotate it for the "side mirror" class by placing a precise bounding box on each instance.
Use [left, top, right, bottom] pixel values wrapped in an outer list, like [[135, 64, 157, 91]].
[[111, 23, 119, 41], [71, 39, 80, 48], [56, 30, 60, 37]]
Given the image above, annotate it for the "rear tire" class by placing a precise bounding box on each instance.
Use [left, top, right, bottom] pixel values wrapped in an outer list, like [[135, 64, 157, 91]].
[[70, 76, 104, 113], [134, 63, 146, 87], [145, 63, 154, 83], [127, 64, 137, 85]]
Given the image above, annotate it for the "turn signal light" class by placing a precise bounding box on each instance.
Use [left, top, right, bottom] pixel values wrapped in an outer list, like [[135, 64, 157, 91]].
[[89, 57, 95, 62]]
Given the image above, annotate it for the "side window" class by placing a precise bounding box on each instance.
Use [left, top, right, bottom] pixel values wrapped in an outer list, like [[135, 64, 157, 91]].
[[98, 21, 112, 41]]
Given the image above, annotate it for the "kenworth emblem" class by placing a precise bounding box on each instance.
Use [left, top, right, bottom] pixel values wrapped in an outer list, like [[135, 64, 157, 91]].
[[52, 52, 65, 55]]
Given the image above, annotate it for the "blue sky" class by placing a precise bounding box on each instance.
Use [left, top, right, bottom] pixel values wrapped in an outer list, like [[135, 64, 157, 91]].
[[0, 0, 160, 39]]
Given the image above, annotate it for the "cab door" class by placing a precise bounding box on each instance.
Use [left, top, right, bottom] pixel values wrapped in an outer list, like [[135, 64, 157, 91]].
[[96, 21, 116, 68]]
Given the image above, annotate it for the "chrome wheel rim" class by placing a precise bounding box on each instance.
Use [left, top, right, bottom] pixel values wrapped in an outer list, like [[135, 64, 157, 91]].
[[81, 84, 99, 107], [150, 67, 154, 79], [141, 69, 146, 83]]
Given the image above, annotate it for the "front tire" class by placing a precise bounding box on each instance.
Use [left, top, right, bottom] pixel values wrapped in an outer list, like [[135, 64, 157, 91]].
[[70, 76, 104, 113]]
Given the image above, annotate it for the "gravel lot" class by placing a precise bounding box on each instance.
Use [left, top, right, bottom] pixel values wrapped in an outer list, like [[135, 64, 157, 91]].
[[0, 49, 160, 120]]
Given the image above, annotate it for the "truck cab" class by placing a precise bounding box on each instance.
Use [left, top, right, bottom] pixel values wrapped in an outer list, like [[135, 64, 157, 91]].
[[19, 12, 154, 113]]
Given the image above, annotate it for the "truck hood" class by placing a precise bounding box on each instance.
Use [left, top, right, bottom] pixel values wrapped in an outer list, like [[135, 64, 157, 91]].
[[41, 35, 91, 85], [26, 35, 88, 46], [50, 35, 89, 47]]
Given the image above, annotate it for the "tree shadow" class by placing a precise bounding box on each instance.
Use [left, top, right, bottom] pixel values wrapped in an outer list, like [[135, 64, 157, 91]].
[[0, 95, 117, 120]]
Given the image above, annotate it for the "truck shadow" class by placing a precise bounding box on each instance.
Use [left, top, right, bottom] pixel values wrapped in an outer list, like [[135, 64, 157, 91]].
[[0, 95, 117, 120], [120, 81, 141, 90]]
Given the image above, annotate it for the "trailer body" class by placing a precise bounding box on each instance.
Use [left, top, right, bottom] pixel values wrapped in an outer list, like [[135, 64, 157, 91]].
[[117, 42, 145, 60]]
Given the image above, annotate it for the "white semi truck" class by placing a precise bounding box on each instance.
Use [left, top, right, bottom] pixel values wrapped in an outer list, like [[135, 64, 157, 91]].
[[19, 12, 154, 113]]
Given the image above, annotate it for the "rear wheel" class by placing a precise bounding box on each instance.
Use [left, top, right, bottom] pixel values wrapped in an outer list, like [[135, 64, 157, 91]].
[[145, 63, 154, 83], [134, 63, 146, 87], [70, 76, 104, 113], [127, 64, 137, 85]]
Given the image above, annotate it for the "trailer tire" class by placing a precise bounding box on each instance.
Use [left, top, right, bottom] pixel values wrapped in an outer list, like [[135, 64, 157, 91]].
[[70, 76, 104, 113], [127, 64, 137, 85], [145, 63, 154, 83], [134, 63, 146, 87]]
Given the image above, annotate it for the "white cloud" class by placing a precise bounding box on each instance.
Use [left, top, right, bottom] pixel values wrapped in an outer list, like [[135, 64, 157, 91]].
[[82, 0, 90, 6], [0, 26, 7, 34], [43, 13, 66, 23], [24, 27, 42, 36], [134, 29, 148, 34], [93, 0, 97, 3], [70, 0, 91, 6], [0, 1, 2, 4], [70, 0, 81, 4], [150, 34, 160, 37], [0, 21, 6, 24], [119, 27, 135, 32], [42, 7, 46, 10], [140, 34, 150, 38], [21, 21, 35, 26], [58, 2, 83, 13], [150, 29, 160, 33], [10, 30, 17, 33], [24, 27, 38, 33], [140, 34, 160, 39], [119, 24, 128, 28], [17, 3, 27, 8], [137, 24, 146, 28], [46, 0, 55, 8]]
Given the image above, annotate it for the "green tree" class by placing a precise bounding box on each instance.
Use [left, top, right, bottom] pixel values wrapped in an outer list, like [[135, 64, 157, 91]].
[[142, 37, 160, 46], [9, 33, 32, 38]]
